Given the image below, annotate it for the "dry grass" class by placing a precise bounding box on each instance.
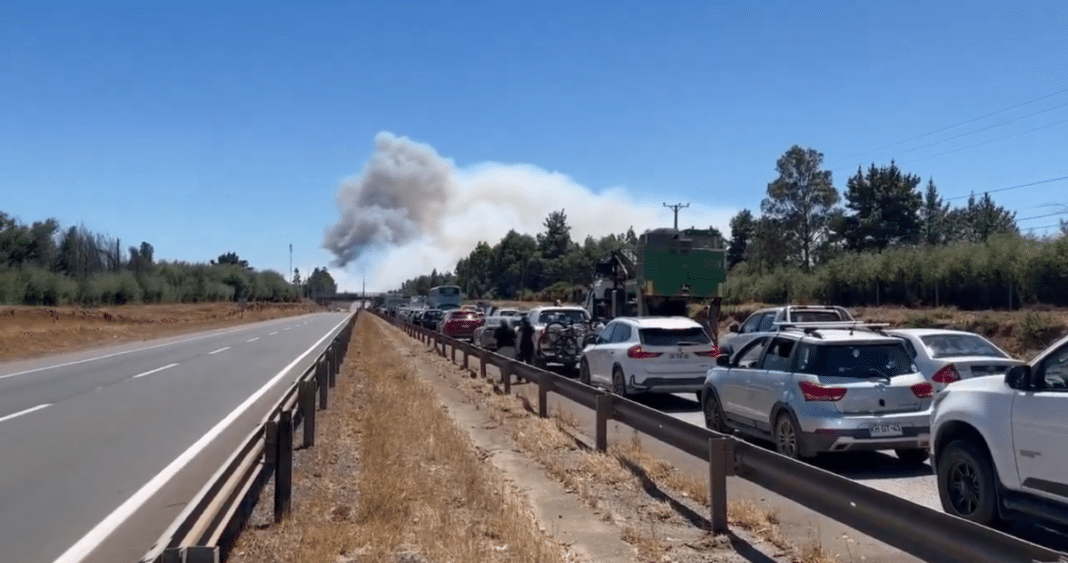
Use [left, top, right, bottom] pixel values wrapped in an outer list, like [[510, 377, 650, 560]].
[[612, 436, 845, 562], [234, 313, 572, 563], [0, 301, 321, 361]]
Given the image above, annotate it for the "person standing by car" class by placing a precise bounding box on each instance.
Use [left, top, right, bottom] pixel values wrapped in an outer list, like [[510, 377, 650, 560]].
[[495, 318, 517, 359], [518, 316, 535, 364]]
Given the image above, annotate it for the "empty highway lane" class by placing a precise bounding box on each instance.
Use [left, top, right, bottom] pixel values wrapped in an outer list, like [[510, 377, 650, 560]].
[[0, 312, 352, 563]]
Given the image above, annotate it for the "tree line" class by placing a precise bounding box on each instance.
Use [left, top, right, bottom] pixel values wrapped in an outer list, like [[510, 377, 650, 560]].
[[396, 144, 1067, 311], [398, 209, 724, 301], [0, 211, 334, 306], [724, 145, 1064, 309]]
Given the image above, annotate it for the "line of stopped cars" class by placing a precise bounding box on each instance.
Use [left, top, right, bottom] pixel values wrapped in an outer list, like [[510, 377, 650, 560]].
[[704, 305, 1068, 532], [405, 301, 1068, 532]]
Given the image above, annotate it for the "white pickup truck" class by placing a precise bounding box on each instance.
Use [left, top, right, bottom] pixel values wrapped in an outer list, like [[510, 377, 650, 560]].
[[930, 333, 1068, 527]]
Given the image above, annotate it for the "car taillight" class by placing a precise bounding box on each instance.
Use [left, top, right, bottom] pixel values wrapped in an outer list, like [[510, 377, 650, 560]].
[[694, 346, 722, 358], [932, 364, 961, 384], [627, 345, 662, 359], [798, 381, 847, 401], [911, 382, 934, 398]]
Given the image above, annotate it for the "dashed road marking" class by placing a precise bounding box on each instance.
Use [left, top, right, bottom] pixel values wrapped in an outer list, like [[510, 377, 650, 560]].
[[132, 363, 179, 379], [0, 404, 52, 424], [209, 347, 230, 355]]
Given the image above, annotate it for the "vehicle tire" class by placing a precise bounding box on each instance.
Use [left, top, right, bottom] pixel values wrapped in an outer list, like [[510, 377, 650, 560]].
[[579, 359, 591, 385], [611, 366, 628, 398], [937, 440, 1002, 526], [774, 412, 805, 460], [702, 390, 727, 433], [895, 448, 929, 465]]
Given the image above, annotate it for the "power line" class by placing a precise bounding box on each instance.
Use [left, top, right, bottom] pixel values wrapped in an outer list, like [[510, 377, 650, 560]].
[[1015, 210, 1068, 223], [892, 101, 1068, 158], [902, 118, 1068, 166], [1020, 222, 1065, 233], [831, 87, 1068, 164], [946, 174, 1068, 201]]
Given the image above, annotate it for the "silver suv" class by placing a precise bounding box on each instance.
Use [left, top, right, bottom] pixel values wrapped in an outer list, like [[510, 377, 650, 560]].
[[720, 305, 853, 357], [701, 323, 933, 462]]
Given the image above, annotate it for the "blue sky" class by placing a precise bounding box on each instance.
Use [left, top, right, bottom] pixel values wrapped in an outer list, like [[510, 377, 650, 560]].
[[2, 0, 1066, 292]]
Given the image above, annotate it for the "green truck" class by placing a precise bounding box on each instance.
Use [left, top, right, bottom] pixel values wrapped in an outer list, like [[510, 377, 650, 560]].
[[582, 227, 727, 336]]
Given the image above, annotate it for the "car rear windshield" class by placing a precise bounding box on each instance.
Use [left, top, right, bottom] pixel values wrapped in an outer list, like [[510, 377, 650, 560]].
[[920, 334, 1008, 359], [795, 342, 915, 378], [541, 310, 589, 324], [449, 312, 478, 321], [790, 311, 846, 323], [639, 327, 711, 346]]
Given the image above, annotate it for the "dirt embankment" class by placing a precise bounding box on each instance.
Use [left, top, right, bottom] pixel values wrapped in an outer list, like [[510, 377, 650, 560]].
[[0, 301, 324, 362]]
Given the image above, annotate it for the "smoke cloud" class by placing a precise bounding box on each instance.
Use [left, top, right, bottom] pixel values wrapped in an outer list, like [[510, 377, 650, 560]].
[[323, 132, 736, 291]]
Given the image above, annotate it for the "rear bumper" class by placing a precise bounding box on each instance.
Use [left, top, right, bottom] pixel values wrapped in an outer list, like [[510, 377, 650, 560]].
[[802, 425, 930, 453], [629, 375, 706, 393]]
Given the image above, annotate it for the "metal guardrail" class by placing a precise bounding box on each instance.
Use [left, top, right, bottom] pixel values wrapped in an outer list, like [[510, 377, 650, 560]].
[[139, 311, 357, 563], [386, 312, 1066, 563]]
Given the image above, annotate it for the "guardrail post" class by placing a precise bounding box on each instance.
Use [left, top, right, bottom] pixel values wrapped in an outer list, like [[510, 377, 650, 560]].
[[185, 546, 220, 563], [450, 343, 457, 363], [595, 393, 612, 452], [327, 353, 336, 389], [437, 334, 446, 357], [317, 361, 328, 410], [274, 412, 293, 522], [463, 347, 470, 371], [538, 373, 550, 418], [502, 361, 512, 394], [265, 419, 277, 476], [708, 437, 733, 534], [479, 350, 488, 379], [301, 380, 316, 448]]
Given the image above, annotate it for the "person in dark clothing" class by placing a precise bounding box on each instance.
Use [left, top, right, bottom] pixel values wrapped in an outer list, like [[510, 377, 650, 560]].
[[494, 318, 517, 359], [518, 316, 535, 363]]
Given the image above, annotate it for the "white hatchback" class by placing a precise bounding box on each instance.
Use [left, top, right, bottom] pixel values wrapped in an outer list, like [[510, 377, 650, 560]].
[[579, 316, 718, 397]]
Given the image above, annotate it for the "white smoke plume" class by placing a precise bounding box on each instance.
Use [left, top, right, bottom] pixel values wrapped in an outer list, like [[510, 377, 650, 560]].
[[323, 132, 737, 291]]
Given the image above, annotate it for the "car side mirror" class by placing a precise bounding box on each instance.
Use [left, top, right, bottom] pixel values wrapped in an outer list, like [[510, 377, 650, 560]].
[[728, 323, 740, 333], [584, 334, 600, 346], [1005, 364, 1030, 389], [716, 354, 731, 367]]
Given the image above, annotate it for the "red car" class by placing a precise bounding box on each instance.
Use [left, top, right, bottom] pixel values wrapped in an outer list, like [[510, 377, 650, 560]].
[[441, 310, 484, 341]]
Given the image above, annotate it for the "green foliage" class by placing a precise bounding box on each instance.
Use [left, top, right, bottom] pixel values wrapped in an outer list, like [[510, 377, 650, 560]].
[[1019, 311, 1063, 349], [837, 161, 922, 251], [761, 145, 839, 271], [904, 312, 939, 328], [20, 267, 78, 306], [948, 193, 1018, 243], [920, 179, 951, 246], [727, 209, 755, 270]]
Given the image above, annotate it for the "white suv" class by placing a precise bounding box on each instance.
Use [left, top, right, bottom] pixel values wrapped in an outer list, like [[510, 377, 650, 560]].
[[579, 317, 718, 397], [931, 333, 1068, 527]]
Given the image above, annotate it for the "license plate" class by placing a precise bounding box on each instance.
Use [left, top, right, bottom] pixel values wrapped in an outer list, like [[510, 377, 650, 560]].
[[668, 352, 687, 360], [870, 424, 903, 438]]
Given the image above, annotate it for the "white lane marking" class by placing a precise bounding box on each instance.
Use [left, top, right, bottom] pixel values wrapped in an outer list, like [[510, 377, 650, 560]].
[[282, 327, 291, 331], [0, 403, 52, 423], [209, 347, 230, 355], [50, 313, 353, 563], [132, 363, 179, 379], [269, 332, 278, 336], [0, 314, 319, 381], [246, 337, 260, 343]]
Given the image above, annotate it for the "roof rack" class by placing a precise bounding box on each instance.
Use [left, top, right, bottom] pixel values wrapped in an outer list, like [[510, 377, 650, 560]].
[[773, 321, 890, 336]]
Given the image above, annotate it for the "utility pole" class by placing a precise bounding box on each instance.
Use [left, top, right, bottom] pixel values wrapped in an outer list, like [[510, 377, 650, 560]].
[[663, 202, 690, 230], [289, 244, 293, 284]]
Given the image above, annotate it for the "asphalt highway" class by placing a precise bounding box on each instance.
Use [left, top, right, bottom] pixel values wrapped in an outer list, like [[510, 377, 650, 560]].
[[0, 312, 351, 563]]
